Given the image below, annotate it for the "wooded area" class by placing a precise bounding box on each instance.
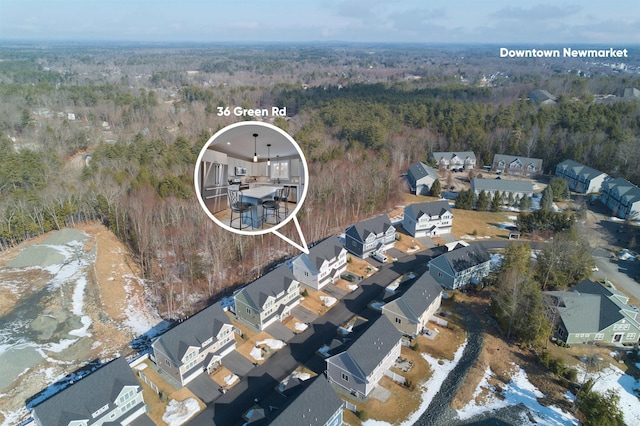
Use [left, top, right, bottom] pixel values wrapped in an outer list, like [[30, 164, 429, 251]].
[[0, 43, 638, 318]]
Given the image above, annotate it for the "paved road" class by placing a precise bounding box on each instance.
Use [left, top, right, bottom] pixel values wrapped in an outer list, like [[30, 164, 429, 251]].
[[190, 253, 427, 425], [190, 239, 539, 425], [592, 248, 640, 301]]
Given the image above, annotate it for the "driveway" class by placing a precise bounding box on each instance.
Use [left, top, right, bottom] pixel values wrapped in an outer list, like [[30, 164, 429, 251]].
[[322, 283, 348, 300], [188, 373, 222, 404], [221, 351, 255, 377], [291, 305, 318, 323], [265, 321, 296, 342], [592, 248, 640, 301]]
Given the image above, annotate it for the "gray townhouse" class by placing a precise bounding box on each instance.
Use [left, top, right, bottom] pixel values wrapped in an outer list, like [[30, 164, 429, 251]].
[[471, 178, 534, 202], [406, 161, 439, 195], [326, 315, 402, 398], [555, 160, 609, 194], [382, 271, 442, 337], [152, 302, 236, 386], [429, 151, 476, 171], [403, 200, 453, 238], [491, 154, 543, 176], [31, 357, 148, 426], [600, 177, 640, 220], [344, 214, 396, 259], [428, 243, 491, 290], [270, 376, 344, 426], [290, 235, 348, 291], [234, 265, 301, 330], [546, 279, 640, 346]]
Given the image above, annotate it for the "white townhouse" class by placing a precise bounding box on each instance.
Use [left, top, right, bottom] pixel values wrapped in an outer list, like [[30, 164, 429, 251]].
[[403, 200, 453, 237], [290, 235, 347, 290]]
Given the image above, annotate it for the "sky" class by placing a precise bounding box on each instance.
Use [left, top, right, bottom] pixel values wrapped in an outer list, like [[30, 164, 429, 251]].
[[0, 0, 638, 45]]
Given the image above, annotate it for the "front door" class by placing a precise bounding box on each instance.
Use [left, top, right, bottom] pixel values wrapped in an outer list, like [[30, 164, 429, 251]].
[[613, 333, 624, 343]]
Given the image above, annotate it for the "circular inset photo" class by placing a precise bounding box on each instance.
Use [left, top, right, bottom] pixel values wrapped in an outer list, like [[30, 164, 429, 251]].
[[194, 121, 309, 236]]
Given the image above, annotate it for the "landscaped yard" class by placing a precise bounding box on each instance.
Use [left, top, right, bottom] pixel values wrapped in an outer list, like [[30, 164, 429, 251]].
[[394, 226, 427, 254], [209, 365, 239, 390], [134, 360, 205, 425], [300, 288, 337, 316], [347, 255, 378, 278], [341, 346, 433, 425]]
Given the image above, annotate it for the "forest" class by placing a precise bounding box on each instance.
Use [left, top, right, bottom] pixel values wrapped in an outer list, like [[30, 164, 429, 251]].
[[0, 43, 639, 318]]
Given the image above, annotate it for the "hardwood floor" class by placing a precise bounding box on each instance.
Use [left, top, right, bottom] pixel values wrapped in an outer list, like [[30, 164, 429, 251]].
[[211, 202, 295, 231]]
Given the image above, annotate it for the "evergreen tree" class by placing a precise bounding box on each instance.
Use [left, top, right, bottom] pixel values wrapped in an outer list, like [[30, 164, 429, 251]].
[[455, 189, 475, 210], [519, 195, 533, 211], [541, 185, 554, 211], [477, 189, 490, 211], [576, 379, 624, 426], [549, 177, 570, 200], [430, 179, 442, 197], [491, 191, 502, 212]]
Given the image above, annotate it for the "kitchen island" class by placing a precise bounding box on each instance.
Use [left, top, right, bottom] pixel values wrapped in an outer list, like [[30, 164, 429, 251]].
[[239, 185, 283, 228]]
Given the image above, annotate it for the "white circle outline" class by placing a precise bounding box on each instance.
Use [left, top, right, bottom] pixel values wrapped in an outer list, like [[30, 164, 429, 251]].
[[194, 121, 309, 236]]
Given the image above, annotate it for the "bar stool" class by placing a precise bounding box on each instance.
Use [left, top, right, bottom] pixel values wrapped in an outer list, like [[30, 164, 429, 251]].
[[275, 186, 290, 218], [262, 188, 285, 227], [228, 189, 254, 229]]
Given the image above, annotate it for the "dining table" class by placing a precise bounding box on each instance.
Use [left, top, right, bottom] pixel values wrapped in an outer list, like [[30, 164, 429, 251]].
[[238, 185, 283, 228]]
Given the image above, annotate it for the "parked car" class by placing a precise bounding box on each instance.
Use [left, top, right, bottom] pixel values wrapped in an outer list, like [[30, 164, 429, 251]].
[[372, 252, 388, 263]]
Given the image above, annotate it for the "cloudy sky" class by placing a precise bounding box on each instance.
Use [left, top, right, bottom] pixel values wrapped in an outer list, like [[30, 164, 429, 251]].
[[1, 0, 638, 44]]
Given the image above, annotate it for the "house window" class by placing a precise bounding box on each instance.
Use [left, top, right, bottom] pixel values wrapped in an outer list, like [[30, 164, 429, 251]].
[[271, 160, 289, 180], [165, 359, 172, 368], [246, 308, 251, 314], [92, 404, 109, 418], [626, 333, 636, 340], [594, 333, 604, 340], [395, 317, 402, 324], [119, 389, 135, 404], [341, 372, 349, 382], [438, 272, 442, 278]]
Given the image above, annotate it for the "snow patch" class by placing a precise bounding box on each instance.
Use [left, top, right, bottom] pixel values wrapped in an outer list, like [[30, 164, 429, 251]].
[[257, 339, 285, 350], [250, 347, 263, 361], [320, 296, 337, 307], [224, 374, 238, 386], [294, 322, 308, 331], [162, 398, 200, 426]]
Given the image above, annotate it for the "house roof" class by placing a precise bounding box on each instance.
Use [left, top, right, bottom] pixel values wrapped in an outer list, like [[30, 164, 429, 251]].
[[345, 214, 394, 243], [492, 154, 543, 170], [298, 235, 345, 271], [429, 151, 476, 162], [407, 162, 438, 183], [547, 280, 638, 334], [430, 243, 490, 274], [152, 302, 231, 364], [383, 271, 442, 323], [530, 89, 556, 104], [327, 316, 401, 379], [32, 357, 140, 426], [270, 376, 344, 426], [623, 87, 640, 98], [471, 178, 534, 194], [405, 200, 452, 221], [237, 265, 298, 310], [556, 160, 608, 182], [603, 177, 640, 204]]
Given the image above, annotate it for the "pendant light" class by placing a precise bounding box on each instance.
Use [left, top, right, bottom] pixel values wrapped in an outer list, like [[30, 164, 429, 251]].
[[267, 143, 271, 166], [253, 133, 258, 163]]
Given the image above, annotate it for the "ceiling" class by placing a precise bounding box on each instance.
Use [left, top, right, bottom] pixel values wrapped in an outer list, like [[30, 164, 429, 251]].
[[205, 123, 301, 162]]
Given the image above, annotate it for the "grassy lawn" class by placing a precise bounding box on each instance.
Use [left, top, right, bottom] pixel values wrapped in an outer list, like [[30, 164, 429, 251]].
[[415, 299, 467, 360], [394, 226, 426, 254], [347, 255, 378, 278], [135, 361, 205, 425], [300, 288, 336, 316], [341, 346, 433, 425]]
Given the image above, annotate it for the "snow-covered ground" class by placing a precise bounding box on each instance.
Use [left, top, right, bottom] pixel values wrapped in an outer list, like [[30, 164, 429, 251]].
[[457, 364, 579, 425], [363, 339, 468, 426], [294, 322, 308, 331], [162, 398, 200, 426], [257, 339, 285, 350], [320, 296, 337, 307], [577, 362, 640, 425]]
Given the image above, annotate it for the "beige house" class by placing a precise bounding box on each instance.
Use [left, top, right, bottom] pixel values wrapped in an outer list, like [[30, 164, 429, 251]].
[[382, 271, 442, 337], [290, 235, 347, 290]]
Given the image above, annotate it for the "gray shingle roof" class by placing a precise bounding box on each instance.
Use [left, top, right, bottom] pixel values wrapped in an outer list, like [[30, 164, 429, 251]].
[[270, 376, 343, 426], [471, 178, 534, 194], [408, 162, 438, 182], [493, 154, 543, 171], [31, 357, 139, 426], [345, 214, 393, 243], [306, 235, 345, 270], [530, 89, 556, 103], [384, 271, 441, 323], [430, 151, 476, 162], [152, 302, 231, 364], [241, 265, 298, 309], [405, 200, 452, 221], [433, 243, 490, 273], [327, 316, 401, 378], [548, 280, 629, 334], [556, 160, 608, 181]]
